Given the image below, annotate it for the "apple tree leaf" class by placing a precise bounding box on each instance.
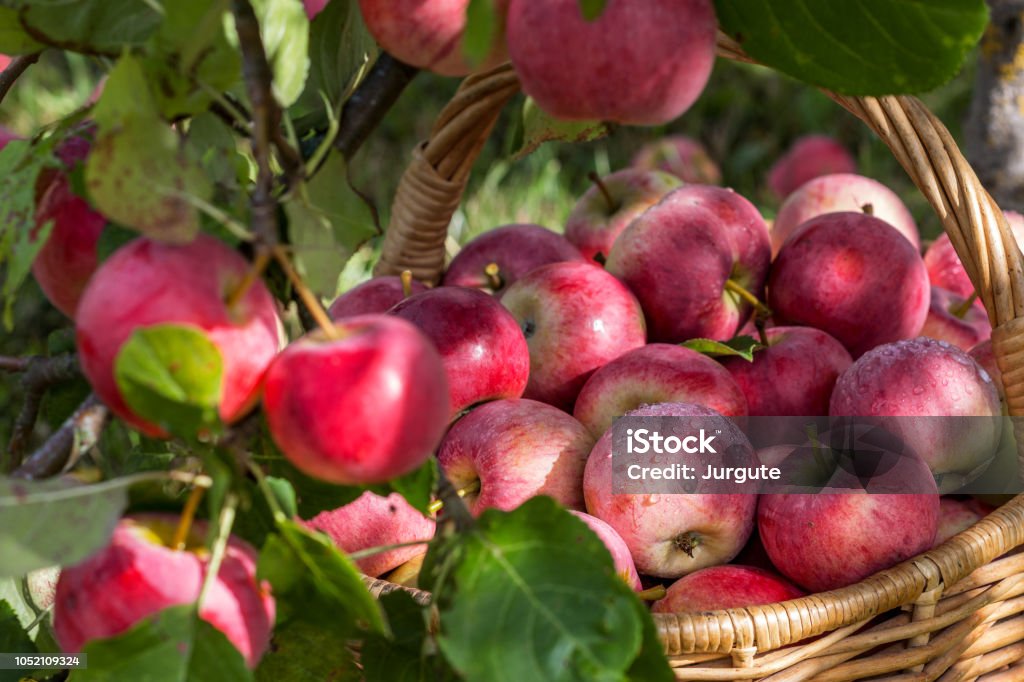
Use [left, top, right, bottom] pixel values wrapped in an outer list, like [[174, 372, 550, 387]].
[[682, 335, 764, 361], [76, 605, 251, 682], [515, 98, 610, 160], [362, 591, 459, 682], [143, 0, 241, 118], [257, 519, 385, 633], [0, 138, 55, 328], [292, 0, 377, 129], [0, 7, 43, 53], [249, 0, 310, 107], [462, 0, 498, 66], [421, 496, 672, 682], [714, 0, 988, 95], [0, 0, 161, 55], [87, 54, 212, 243], [284, 151, 378, 296], [0, 474, 167, 577], [113, 324, 224, 438], [255, 620, 359, 682], [0, 600, 36, 657]]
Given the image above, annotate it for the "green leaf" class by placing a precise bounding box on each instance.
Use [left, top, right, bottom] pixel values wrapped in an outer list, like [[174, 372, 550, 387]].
[[362, 591, 457, 682], [2, 0, 161, 55], [284, 151, 378, 296], [0, 7, 42, 53], [255, 620, 358, 682], [257, 519, 384, 633], [87, 54, 212, 242], [714, 0, 989, 96], [144, 0, 241, 118], [0, 600, 36, 654], [682, 335, 764, 361], [0, 138, 55, 328], [0, 474, 154, 577], [265, 476, 298, 519], [95, 223, 139, 264], [249, 0, 310, 107], [76, 604, 252, 682], [292, 0, 377, 129], [515, 98, 610, 160], [577, 0, 607, 21], [463, 0, 497, 66], [113, 324, 224, 438], [423, 497, 672, 682]]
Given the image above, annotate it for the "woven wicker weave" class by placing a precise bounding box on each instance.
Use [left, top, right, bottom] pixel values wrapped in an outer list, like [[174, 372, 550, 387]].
[[371, 33, 1024, 680]]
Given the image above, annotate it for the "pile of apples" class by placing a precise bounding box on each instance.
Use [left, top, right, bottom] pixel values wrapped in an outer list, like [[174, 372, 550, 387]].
[[27, 0, 1012, 666]]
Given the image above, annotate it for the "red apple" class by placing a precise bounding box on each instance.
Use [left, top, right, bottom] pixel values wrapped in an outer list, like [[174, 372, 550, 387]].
[[583, 402, 759, 578], [631, 136, 721, 184], [568, 511, 642, 591], [31, 174, 107, 317], [263, 314, 450, 485], [328, 275, 427, 319], [652, 565, 804, 613], [564, 169, 681, 263], [771, 173, 919, 255], [767, 135, 857, 199], [830, 337, 1002, 493], [76, 235, 281, 436], [605, 186, 771, 342], [720, 326, 852, 417], [437, 398, 594, 513], [573, 343, 747, 439], [919, 286, 991, 350], [923, 211, 1024, 299], [768, 212, 930, 358], [758, 489, 938, 592], [443, 223, 587, 296], [53, 514, 275, 668], [506, 0, 716, 125], [389, 286, 529, 418], [935, 497, 994, 546], [500, 261, 646, 410], [358, 0, 508, 77], [303, 491, 435, 577]]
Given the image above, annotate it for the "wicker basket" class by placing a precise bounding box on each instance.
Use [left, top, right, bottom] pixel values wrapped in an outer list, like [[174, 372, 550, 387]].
[[364, 33, 1024, 681]]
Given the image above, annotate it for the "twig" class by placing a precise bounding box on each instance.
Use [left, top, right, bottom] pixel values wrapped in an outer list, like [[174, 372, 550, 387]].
[[0, 356, 30, 373], [0, 53, 41, 107], [231, 0, 282, 248], [11, 393, 108, 480], [299, 54, 419, 165], [271, 245, 338, 337], [6, 354, 81, 469], [197, 492, 238, 607]]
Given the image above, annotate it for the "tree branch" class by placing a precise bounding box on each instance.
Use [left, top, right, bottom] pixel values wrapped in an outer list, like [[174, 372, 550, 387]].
[[0, 356, 31, 373], [300, 54, 419, 165], [12, 393, 107, 480], [5, 354, 80, 471], [0, 52, 41, 107]]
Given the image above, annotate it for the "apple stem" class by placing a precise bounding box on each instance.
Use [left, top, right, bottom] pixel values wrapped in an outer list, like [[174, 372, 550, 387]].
[[588, 171, 617, 212], [636, 585, 667, 601], [196, 492, 238, 609], [271, 245, 339, 339], [674, 531, 701, 558], [226, 248, 271, 310], [861, 203, 874, 216], [754, 315, 770, 347], [400, 270, 414, 298], [951, 291, 979, 319], [724, 279, 772, 319], [426, 478, 481, 515], [171, 484, 206, 551], [484, 262, 504, 291], [348, 539, 431, 561]]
